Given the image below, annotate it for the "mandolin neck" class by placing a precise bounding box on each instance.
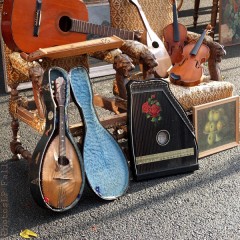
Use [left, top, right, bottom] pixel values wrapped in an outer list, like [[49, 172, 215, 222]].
[[70, 19, 135, 40], [172, 1, 180, 42], [130, 0, 153, 36], [58, 105, 66, 158]]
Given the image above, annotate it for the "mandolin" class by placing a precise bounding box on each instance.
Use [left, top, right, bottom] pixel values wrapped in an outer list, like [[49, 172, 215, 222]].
[[1, 0, 142, 53], [129, 0, 172, 77], [169, 25, 211, 87], [30, 68, 84, 211], [163, 0, 187, 64]]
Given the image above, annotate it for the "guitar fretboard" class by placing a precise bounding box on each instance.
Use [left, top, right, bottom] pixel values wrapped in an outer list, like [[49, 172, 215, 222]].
[[70, 18, 135, 40]]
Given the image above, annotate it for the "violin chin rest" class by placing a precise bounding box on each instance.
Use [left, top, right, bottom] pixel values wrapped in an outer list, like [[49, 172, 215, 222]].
[[170, 72, 181, 81]]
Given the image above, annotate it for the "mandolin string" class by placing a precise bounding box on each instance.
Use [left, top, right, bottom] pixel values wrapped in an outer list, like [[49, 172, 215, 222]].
[[56, 77, 67, 208]]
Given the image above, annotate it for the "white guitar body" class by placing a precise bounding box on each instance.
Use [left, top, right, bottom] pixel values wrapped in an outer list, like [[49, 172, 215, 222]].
[[130, 0, 172, 77]]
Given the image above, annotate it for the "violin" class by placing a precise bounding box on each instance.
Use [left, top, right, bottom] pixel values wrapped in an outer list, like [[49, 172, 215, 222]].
[[163, 0, 187, 64], [169, 25, 211, 87]]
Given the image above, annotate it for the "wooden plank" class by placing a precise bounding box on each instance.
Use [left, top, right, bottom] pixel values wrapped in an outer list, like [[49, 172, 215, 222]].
[[69, 112, 127, 137], [22, 36, 124, 61]]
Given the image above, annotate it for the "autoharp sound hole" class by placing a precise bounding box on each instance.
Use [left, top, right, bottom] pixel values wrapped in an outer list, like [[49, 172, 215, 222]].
[[59, 16, 72, 32], [58, 156, 70, 166]]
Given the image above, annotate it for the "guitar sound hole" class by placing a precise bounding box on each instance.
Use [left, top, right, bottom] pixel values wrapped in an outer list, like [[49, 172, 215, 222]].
[[152, 41, 159, 48], [58, 156, 70, 166], [59, 16, 72, 32]]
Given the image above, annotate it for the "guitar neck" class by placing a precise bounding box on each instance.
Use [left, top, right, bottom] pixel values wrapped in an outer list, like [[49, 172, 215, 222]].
[[70, 19, 135, 40], [59, 105, 66, 157]]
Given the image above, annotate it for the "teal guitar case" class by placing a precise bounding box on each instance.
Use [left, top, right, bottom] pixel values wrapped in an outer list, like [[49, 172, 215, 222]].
[[69, 66, 129, 200]]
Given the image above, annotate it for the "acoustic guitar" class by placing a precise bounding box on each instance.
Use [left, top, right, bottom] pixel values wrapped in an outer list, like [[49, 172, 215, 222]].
[[129, 0, 172, 77], [1, 0, 142, 53], [30, 68, 84, 212]]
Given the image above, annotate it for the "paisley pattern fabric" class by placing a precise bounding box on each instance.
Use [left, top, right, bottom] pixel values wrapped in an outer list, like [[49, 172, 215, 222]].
[[8, 52, 39, 79], [2, 44, 30, 86], [167, 79, 234, 111], [109, 0, 172, 42], [38, 55, 89, 71]]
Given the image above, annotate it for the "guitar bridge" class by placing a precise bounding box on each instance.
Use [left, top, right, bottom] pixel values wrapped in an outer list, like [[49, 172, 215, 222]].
[[33, 0, 42, 37]]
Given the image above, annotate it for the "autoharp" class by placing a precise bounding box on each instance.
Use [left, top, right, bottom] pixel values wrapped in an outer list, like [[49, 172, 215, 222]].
[[127, 79, 199, 181]]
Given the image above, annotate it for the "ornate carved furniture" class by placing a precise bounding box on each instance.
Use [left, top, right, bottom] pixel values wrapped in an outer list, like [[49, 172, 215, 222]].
[[1, 0, 234, 163], [193, 0, 219, 38], [109, 0, 233, 111]]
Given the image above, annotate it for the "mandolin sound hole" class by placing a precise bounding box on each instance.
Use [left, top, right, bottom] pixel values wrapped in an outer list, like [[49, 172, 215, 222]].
[[59, 16, 72, 32], [58, 156, 70, 166], [152, 41, 159, 48]]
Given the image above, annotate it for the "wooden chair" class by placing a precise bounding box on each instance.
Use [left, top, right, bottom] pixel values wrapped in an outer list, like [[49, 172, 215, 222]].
[[1, 0, 234, 162]]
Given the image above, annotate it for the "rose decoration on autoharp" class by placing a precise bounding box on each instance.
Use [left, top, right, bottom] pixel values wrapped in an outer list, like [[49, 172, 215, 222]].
[[142, 94, 162, 124]]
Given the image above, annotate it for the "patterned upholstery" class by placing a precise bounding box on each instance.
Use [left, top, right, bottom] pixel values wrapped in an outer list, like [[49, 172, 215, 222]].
[[168, 79, 234, 111], [109, 0, 172, 42], [0, 42, 30, 87], [8, 52, 39, 82]]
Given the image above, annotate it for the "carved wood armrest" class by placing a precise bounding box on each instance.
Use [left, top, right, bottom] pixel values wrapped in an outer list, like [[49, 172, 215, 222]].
[[93, 40, 158, 99], [29, 66, 45, 119], [120, 40, 158, 79], [187, 31, 226, 81]]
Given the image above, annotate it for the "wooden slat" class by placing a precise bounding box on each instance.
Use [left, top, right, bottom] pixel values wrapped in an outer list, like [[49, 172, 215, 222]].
[[69, 112, 127, 137], [21, 36, 124, 61]]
